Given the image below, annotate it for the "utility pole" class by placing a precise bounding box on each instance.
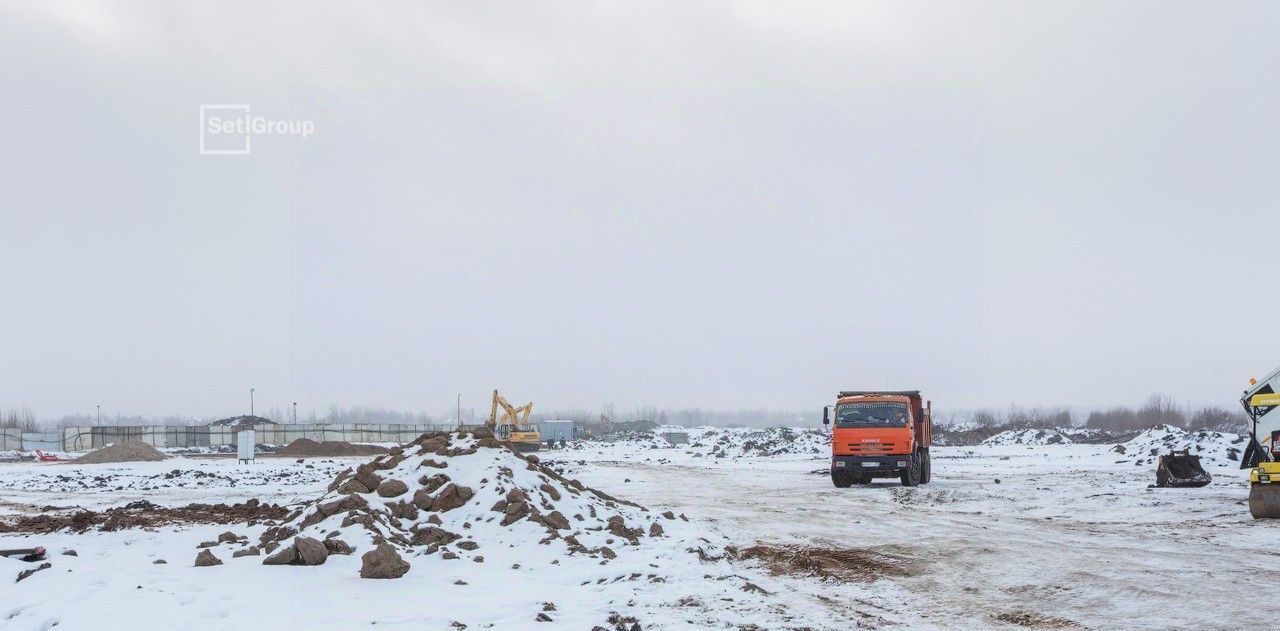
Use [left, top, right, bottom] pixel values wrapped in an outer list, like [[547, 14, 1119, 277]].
[[457, 394, 462, 429], [292, 402, 298, 424], [250, 388, 255, 416], [96, 405, 100, 427]]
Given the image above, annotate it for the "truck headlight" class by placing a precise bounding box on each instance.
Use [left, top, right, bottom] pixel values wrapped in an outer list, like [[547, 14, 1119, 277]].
[[897, 461, 907, 467], [835, 461, 846, 467]]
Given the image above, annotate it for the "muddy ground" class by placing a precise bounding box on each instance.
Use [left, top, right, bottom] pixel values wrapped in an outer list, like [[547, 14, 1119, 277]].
[[0, 499, 289, 534]]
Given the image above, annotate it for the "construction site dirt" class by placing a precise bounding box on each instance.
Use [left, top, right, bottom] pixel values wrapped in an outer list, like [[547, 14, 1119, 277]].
[[274, 438, 391, 457], [0, 499, 289, 534], [0, 431, 1270, 629]]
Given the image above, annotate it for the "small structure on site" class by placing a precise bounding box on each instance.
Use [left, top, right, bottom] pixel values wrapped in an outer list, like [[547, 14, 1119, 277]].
[[538, 420, 575, 444], [237, 430, 256, 464], [660, 431, 689, 445]]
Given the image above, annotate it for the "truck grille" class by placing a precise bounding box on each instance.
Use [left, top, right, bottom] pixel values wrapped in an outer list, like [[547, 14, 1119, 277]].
[[846, 443, 897, 454]]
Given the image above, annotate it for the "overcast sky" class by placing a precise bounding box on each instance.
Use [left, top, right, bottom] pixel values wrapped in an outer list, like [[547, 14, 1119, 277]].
[[2, 1, 1278, 420]]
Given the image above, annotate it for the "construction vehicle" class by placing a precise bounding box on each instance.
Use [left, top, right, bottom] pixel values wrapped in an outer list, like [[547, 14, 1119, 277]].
[[823, 390, 932, 487], [1240, 366, 1280, 518], [486, 389, 541, 452]]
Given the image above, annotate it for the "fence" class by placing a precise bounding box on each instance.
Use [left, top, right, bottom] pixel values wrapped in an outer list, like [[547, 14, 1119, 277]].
[[1, 430, 63, 452], [1, 428, 23, 451], [0, 424, 455, 453]]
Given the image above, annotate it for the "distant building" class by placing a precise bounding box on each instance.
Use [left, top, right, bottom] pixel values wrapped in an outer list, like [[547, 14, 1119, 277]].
[[660, 431, 689, 445], [538, 420, 575, 442]]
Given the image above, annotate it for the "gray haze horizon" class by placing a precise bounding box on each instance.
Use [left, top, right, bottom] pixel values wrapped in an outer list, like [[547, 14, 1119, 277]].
[[3, 2, 1278, 421]]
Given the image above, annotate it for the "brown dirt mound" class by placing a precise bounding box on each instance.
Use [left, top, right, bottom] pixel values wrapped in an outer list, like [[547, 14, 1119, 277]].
[[728, 544, 918, 581], [0, 499, 288, 534], [74, 441, 167, 464], [276, 438, 390, 457], [254, 429, 654, 571], [994, 611, 1080, 628]]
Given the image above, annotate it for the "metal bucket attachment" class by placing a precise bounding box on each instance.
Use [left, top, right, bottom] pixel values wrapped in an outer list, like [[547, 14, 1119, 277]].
[[1155, 450, 1212, 488]]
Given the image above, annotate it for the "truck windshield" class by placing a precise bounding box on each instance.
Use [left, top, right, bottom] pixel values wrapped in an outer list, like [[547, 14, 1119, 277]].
[[836, 402, 908, 428]]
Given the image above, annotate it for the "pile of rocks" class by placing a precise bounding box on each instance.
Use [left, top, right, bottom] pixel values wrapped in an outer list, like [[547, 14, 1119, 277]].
[[197, 428, 667, 579]]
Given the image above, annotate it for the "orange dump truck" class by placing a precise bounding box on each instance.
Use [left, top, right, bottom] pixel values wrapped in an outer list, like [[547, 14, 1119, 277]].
[[822, 390, 932, 487]]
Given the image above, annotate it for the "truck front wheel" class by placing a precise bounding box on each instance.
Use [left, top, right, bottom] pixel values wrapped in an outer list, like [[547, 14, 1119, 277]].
[[901, 452, 921, 487], [831, 469, 853, 488]]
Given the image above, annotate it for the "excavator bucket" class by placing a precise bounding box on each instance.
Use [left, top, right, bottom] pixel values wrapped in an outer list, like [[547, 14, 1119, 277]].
[[1155, 450, 1211, 488]]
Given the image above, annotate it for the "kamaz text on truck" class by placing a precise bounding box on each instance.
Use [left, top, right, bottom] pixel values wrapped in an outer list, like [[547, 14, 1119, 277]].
[[823, 390, 932, 487]]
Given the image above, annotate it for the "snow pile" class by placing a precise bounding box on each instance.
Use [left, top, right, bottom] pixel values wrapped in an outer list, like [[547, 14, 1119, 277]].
[[230, 429, 675, 575], [685, 426, 828, 458], [971, 427, 1116, 447], [603, 430, 675, 449], [982, 428, 1075, 446], [1117, 424, 1248, 467]]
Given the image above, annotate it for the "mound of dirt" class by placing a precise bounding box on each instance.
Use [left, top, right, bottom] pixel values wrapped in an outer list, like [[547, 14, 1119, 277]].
[[275, 438, 390, 457], [241, 428, 665, 577], [74, 441, 167, 464], [0, 499, 288, 534], [728, 544, 918, 581], [994, 610, 1080, 628]]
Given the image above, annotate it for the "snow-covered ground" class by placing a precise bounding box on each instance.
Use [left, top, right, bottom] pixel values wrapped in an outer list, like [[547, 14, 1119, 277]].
[[594, 425, 829, 459], [1, 430, 1273, 630]]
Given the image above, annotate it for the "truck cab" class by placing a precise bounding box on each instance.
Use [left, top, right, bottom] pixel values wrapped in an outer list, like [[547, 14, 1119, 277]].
[[823, 390, 932, 487]]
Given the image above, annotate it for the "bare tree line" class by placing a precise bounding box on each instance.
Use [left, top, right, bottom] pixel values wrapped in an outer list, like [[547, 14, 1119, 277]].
[[950, 394, 1246, 434], [3, 394, 1250, 434], [1084, 394, 1244, 433], [533, 404, 810, 428], [0, 407, 40, 432], [0, 404, 438, 431]]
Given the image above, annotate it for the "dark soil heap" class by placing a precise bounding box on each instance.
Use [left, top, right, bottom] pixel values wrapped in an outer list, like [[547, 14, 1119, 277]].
[[275, 438, 390, 457], [0, 499, 288, 534]]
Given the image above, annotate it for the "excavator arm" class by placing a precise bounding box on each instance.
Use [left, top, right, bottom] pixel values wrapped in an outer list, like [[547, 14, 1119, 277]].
[[514, 402, 533, 426], [489, 390, 535, 427], [488, 389, 541, 452]]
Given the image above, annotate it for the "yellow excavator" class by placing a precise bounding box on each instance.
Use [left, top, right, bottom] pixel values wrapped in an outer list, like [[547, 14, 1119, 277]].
[[1242, 366, 1280, 518], [487, 389, 541, 452]]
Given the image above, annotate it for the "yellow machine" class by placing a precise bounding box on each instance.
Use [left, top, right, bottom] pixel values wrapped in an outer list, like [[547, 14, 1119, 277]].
[[1241, 368, 1280, 518], [487, 389, 541, 452]]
